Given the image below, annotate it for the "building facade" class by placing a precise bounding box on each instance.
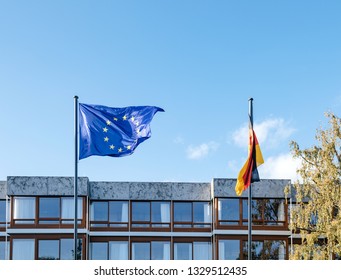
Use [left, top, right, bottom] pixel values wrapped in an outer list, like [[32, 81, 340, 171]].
[[0, 176, 292, 260]]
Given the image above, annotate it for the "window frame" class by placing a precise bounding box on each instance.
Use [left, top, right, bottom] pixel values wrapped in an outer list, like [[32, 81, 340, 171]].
[[11, 196, 85, 228]]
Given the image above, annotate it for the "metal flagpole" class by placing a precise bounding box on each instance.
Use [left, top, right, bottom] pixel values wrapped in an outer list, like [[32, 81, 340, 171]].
[[74, 95, 79, 260], [248, 98, 253, 260]]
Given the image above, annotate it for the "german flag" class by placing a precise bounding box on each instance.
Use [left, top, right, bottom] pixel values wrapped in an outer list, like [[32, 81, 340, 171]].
[[235, 122, 264, 196]]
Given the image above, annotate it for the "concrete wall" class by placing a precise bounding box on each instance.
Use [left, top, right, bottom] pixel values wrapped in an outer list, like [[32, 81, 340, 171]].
[[0, 181, 6, 199], [90, 181, 211, 201], [212, 178, 291, 198], [6, 176, 89, 196]]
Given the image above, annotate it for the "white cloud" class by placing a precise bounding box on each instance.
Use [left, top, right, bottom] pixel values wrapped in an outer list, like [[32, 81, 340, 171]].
[[232, 118, 296, 149], [186, 141, 219, 160], [258, 153, 301, 182]]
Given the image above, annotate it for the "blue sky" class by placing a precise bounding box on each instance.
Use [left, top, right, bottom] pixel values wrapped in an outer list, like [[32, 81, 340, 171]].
[[0, 0, 340, 183]]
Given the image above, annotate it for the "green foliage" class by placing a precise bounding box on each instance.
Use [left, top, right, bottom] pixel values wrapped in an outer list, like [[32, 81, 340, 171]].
[[288, 112, 341, 259]]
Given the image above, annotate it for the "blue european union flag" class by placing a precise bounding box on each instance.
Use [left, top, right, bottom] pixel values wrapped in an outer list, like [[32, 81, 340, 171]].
[[79, 103, 164, 160]]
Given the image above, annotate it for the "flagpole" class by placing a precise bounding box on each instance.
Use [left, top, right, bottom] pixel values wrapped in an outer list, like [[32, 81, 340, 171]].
[[248, 97, 253, 260], [74, 95, 79, 260]]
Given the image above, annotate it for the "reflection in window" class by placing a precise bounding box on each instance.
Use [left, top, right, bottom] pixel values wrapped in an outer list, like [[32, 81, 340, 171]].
[[61, 197, 83, 224], [174, 202, 211, 228], [0, 241, 9, 260], [132, 201, 170, 228], [132, 202, 150, 224], [193, 242, 212, 260], [242, 199, 286, 226], [109, 201, 128, 227], [60, 239, 75, 260], [174, 203, 191, 224], [151, 202, 170, 227], [12, 239, 35, 260], [132, 242, 150, 260], [218, 199, 240, 225], [90, 201, 128, 228], [13, 197, 36, 224], [151, 241, 170, 260], [242, 240, 286, 260], [0, 200, 10, 226], [218, 240, 240, 260], [39, 240, 59, 260], [174, 243, 192, 260], [90, 242, 108, 260], [39, 198, 60, 224], [109, 241, 128, 260], [90, 241, 129, 260]]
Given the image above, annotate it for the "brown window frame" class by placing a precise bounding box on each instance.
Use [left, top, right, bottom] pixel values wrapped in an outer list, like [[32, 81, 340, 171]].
[[173, 201, 212, 232], [90, 200, 129, 231], [216, 198, 288, 230], [130, 201, 171, 231], [10, 196, 86, 228]]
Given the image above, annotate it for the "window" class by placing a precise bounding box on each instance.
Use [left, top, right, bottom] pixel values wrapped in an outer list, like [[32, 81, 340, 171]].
[[13, 197, 36, 224], [132, 242, 150, 260], [174, 241, 212, 260], [39, 240, 59, 260], [90, 201, 128, 228], [242, 240, 286, 260], [39, 198, 60, 224], [243, 199, 286, 226], [37, 238, 82, 260], [218, 240, 240, 260], [131, 201, 170, 229], [218, 199, 240, 225], [12, 239, 35, 260], [89, 241, 128, 260], [0, 200, 10, 227], [174, 202, 211, 229], [151, 241, 170, 260], [0, 241, 9, 260], [61, 197, 83, 224], [13, 197, 83, 226], [90, 242, 108, 260], [174, 243, 192, 260], [109, 241, 128, 260]]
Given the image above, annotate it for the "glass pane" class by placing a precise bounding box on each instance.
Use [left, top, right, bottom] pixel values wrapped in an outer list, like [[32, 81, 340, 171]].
[[109, 241, 128, 260], [109, 201, 128, 223], [218, 199, 239, 222], [38, 240, 59, 260], [132, 202, 150, 222], [90, 242, 108, 260], [174, 243, 192, 260], [132, 242, 150, 260], [151, 241, 170, 260], [264, 199, 285, 224], [39, 198, 60, 218], [0, 241, 9, 260], [13, 197, 35, 221], [218, 240, 240, 260], [193, 202, 211, 223], [60, 239, 74, 260], [193, 242, 212, 260], [12, 239, 35, 260], [174, 202, 192, 222], [251, 200, 263, 223], [242, 199, 248, 220], [243, 241, 263, 260], [61, 197, 83, 221], [91, 201, 109, 221], [263, 240, 286, 260], [151, 202, 170, 223], [0, 201, 6, 222]]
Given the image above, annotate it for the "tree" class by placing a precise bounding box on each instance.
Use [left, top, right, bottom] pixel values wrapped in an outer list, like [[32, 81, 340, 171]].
[[288, 112, 341, 260]]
